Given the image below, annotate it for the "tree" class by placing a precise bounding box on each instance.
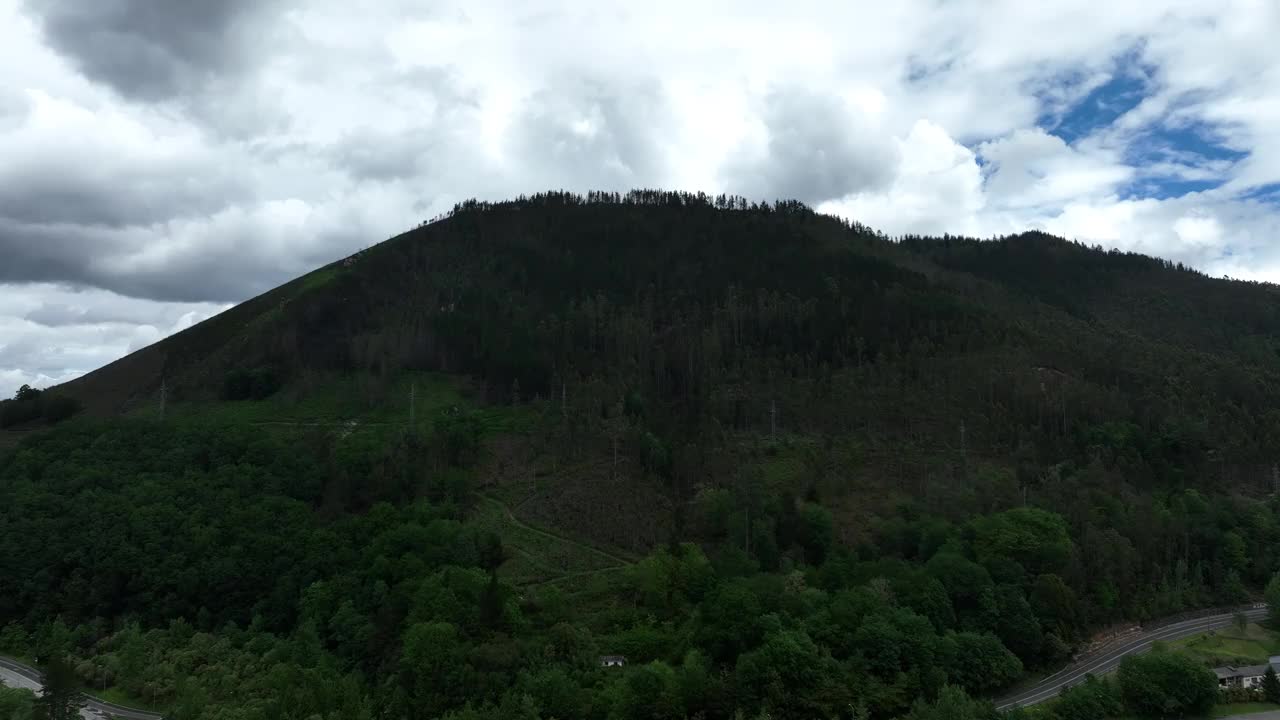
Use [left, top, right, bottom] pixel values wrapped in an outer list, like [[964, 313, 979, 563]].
[[1053, 675, 1121, 720], [1267, 573, 1280, 628], [1117, 651, 1216, 718], [34, 657, 82, 720], [1235, 611, 1249, 634], [0, 686, 36, 720], [971, 507, 1073, 577], [1263, 665, 1280, 705], [401, 622, 470, 717], [993, 585, 1043, 665], [903, 684, 994, 720], [797, 503, 833, 565], [939, 631, 1023, 694]]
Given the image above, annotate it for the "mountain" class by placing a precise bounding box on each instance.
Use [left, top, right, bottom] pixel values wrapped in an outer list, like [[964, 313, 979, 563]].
[[20, 189, 1280, 545], [3, 190, 1280, 720], [53, 189, 1280, 483]]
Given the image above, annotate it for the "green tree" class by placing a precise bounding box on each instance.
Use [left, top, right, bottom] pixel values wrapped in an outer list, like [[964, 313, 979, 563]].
[[1263, 665, 1280, 705], [0, 687, 36, 720], [401, 622, 470, 717], [735, 629, 840, 718], [1031, 574, 1080, 641], [612, 661, 681, 720], [903, 684, 994, 720], [1117, 650, 1216, 718], [940, 631, 1023, 694], [971, 507, 1073, 577], [797, 503, 834, 565], [1054, 675, 1121, 720], [993, 585, 1043, 665], [34, 657, 82, 720], [1267, 573, 1280, 628]]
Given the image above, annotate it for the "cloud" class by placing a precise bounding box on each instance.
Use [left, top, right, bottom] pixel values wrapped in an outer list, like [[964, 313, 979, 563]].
[[726, 87, 899, 204], [1, 0, 1280, 389], [506, 78, 672, 191], [0, 284, 227, 397], [0, 91, 248, 228], [978, 129, 1133, 210], [818, 120, 986, 237], [21, 0, 284, 102]]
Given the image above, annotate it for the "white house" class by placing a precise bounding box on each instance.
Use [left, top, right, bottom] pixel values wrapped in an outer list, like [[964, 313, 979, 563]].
[[1214, 656, 1280, 689], [599, 655, 627, 668]]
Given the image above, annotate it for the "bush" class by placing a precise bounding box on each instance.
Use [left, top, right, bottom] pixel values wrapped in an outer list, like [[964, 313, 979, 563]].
[[1117, 650, 1217, 718], [1053, 675, 1121, 720]]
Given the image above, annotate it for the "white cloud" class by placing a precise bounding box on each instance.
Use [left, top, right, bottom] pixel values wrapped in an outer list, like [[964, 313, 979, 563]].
[[2, 0, 1279, 387]]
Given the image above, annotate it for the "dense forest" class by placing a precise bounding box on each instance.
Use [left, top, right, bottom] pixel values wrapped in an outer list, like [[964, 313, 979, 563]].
[[4, 191, 1280, 719]]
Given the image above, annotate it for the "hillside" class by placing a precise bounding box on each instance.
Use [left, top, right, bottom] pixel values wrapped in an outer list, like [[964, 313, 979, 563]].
[[4, 190, 1280, 720], [49, 191, 1280, 511]]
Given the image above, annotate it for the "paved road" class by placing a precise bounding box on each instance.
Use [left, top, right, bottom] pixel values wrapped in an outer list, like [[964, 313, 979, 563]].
[[1219, 712, 1280, 720], [0, 655, 163, 720], [997, 606, 1270, 711]]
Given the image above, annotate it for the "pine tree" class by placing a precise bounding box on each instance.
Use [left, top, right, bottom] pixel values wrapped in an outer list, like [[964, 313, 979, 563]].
[[34, 657, 82, 720], [1263, 665, 1280, 705]]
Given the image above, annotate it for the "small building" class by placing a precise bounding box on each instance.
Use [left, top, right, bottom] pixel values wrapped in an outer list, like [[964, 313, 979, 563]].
[[599, 655, 627, 668], [1214, 656, 1280, 689]]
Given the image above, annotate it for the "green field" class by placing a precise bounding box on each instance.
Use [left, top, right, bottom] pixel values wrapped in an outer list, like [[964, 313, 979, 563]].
[[1173, 623, 1280, 666]]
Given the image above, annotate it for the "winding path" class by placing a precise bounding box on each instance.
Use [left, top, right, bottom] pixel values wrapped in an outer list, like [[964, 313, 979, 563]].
[[996, 605, 1269, 711]]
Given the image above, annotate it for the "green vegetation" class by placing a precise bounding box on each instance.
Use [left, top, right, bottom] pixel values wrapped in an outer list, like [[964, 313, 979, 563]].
[[1212, 702, 1280, 718], [0, 686, 35, 720], [1118, 651, 1218, 718], [0, 385, 81, 429], [470, 496, 628, 585], [1174, 623, 1280, 666], [7, 193, 1280, 718], [1267, 575, 1280, 628]]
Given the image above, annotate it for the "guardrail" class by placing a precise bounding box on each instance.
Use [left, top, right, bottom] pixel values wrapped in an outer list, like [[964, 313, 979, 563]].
[[1140, 602, 1268, 633]]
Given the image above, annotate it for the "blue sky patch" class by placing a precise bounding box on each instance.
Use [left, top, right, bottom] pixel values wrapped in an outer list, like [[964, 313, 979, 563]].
[[1038, 52, 1151, 145], [1241, 183, 1280, 204]]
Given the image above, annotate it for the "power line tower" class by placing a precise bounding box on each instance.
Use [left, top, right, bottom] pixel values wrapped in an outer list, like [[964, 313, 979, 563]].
[[159, 379, 167, 421], [410, 382, 416, 426]]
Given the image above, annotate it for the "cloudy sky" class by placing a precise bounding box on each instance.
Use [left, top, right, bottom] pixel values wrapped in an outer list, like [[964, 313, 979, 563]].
[[2, 0, 1279, 397]]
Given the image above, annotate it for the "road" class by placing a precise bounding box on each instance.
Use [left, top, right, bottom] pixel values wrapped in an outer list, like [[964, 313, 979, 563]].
[[0, 655, 163, 720], [996, 605, 1269, 711]]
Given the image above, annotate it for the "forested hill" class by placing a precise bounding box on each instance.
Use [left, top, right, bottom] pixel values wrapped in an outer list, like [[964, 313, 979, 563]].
[[4, 190, 1280, 720], [55, 189, 1280, 481]]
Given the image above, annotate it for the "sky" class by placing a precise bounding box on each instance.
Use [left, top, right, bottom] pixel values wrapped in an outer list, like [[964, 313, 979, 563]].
[[2, 0, 1280, 397]]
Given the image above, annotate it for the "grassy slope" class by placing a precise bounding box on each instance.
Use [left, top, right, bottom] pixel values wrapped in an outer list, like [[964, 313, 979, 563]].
[[1173, 622, 1280, 666]]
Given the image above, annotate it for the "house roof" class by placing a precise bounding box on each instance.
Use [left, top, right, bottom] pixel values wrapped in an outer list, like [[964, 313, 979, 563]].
[[1214, 660, 1280, 679]]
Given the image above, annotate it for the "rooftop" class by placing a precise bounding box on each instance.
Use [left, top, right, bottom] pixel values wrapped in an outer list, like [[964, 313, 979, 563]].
[[1214, 659, 1280, 679]]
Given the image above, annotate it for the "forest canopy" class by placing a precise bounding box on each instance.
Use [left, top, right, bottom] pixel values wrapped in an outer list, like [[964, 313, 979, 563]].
[[5, 194, 1280, 719]]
